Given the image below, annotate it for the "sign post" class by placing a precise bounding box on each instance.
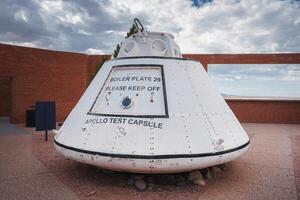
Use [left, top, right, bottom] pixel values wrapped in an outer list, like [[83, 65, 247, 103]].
[[35, 101, 56, 141]]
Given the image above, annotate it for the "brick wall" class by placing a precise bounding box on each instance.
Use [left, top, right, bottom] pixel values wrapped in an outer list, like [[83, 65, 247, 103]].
[[0, 44, 88, 123], [0, 44, 110, 123], [0, 43, 299, 124], [183, 53, 300, 70], [226, 99, 300, 124]]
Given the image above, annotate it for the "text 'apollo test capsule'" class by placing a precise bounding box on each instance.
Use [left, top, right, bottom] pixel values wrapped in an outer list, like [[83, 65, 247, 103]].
[[53, 19, 250, 173]]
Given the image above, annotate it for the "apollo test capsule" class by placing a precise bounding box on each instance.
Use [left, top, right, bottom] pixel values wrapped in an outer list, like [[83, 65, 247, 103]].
[[54, 19, 250, 173]]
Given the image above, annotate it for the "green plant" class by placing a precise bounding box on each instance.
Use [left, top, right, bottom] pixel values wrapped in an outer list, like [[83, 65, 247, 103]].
[[126, 24, 137, 38], [90, 56, 109, 83], [112, 43, 121, 59]]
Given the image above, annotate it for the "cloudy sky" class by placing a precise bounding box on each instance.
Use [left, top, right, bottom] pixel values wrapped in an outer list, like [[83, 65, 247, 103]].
[[0, 0, 299, 97]]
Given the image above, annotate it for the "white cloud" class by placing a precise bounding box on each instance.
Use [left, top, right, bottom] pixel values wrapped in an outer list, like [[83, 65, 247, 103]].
[[209, 64, 300, 81], [1, 0, 300, 54], [85, 47, 105, 55], [208, 64, 300, 97], [105, 0, 300, 53], [3, 41, 37, 48], [14, 9, 28, 23], [1, 0, 299, 97]]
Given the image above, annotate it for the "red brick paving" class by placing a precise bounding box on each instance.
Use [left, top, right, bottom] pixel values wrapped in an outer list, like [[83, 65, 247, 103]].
[[1, 123, 299, 200]]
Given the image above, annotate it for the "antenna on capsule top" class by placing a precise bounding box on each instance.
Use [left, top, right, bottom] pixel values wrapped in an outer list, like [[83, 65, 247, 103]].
[[133, 18, 145, 33]]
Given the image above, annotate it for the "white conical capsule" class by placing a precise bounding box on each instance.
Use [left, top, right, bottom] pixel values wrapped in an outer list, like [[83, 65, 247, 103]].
[[54, 19, 250, 173]]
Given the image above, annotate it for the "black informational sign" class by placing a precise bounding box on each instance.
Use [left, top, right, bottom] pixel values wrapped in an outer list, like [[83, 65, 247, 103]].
[[35, 101, 56, 141]]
